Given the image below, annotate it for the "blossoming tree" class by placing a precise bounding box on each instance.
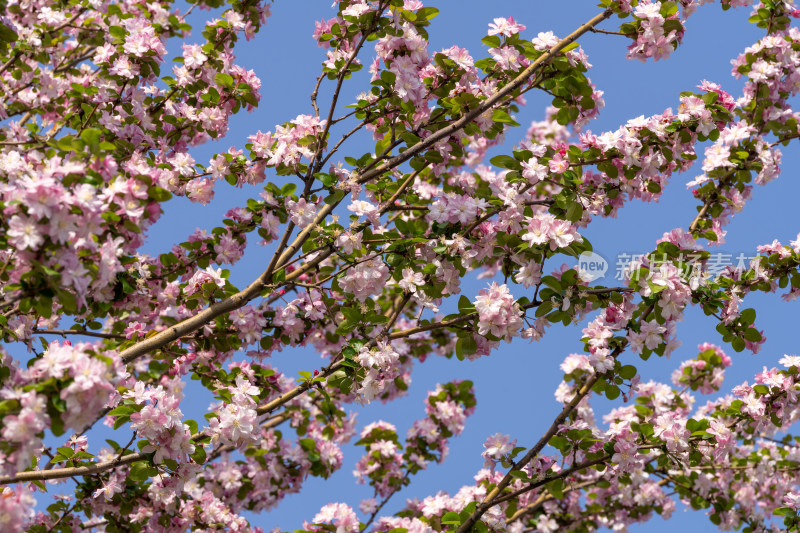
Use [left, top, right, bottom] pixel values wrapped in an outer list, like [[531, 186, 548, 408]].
[[2, 0, 800, 531]]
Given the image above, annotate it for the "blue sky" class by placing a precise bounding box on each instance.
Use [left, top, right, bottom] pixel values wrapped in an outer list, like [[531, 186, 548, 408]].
[[20, 1, 800, 531]]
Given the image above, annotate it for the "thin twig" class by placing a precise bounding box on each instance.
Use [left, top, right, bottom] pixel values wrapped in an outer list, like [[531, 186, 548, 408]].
[[32, 329, 125, 340]]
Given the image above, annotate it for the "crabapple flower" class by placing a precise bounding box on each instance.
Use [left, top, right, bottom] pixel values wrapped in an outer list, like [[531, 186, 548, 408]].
[[487, 17, 526, 37], [184, 266, 226, 296], [521, 157, 547, 184], [309, 503, 360, 533], [481, 433, 516, 469], [397, 268, 425, 293], [785, 491, 800, 510], [473, 282, 524, 342], [287, 198, 317, 227], [0, 487, 36, 531], [548, 153, 569, 173], [521, 213, 582, 251], [7, 215, 44, 250], [339, 258, 390, 301], [182, 43, 208, 68]]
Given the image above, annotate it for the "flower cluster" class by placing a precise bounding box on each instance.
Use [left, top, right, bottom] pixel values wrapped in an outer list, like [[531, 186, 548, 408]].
[[339, 257, 391, 302], [350, 382, 475, 522], [671, 343, 732, 393], [356, 341, 401, 403], [473, 282, 524, 342], [27, 340, 121, 433], [249, 115, 327, 173], [624, 1, 686, 62], [209, 375, 261, 448], [125, 380, 195, 464], [521, 213, 583, 251]]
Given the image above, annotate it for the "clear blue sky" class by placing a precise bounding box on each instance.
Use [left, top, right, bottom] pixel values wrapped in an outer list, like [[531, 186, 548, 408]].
[[34, 1, 800, 531]]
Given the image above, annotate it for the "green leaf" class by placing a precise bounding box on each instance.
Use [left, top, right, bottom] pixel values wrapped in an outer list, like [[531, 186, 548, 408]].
[[299, 438, 317, 452], [190, 446, 207, 464], [549, 435, 569, 452], [56, 135, 78, 152], [324, 189, 345, 205], [394, 376, 408, 391], [128, 461, 156, 482], [561, 42, 580, 52], [647, 280, 667, 295], [108, 26, 126, 40], [315, 172, 335, 187], [535, 300, 553, 318], [215, 72, 235, 88], [556, 107, 572, 125], [385, 253, 404, 267], [441, 512, 461, 525], [541, 276, 562, 292], [107, 405, 136, 417], [80, 128, 102, 145], [148, 186, 172, 202], [481, 35, 501, 48], [565, 202, 583, 222], [0, 23, 18, 43], [753, 384, 769, 395], [508, 470, 528, 480], [457, 336, 478, 357], [605, 385, 621, 400], [491, 108, 520, 127], [473, 521, 489, 533], [56, 446, 74, 458], [743, 328, 762, 342], [619, 365, 637, 380], [458, 295, 475, 314], [739, 308, 756, 325], [416, 7, 439, 20], [241, 91, 259, 108], [546, 478, 565, 499], [489, 154, 521, 170], [185, 419, 199, 434], [661, 0, 679, 16]]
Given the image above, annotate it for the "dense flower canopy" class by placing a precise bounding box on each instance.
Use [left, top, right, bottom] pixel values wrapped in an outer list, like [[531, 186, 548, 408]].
[[1, 0, 800, 532]]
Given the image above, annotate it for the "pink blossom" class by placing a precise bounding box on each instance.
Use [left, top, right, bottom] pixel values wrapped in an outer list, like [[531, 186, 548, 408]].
[[473, 282, 523, 342], [336, 231, 362, 254], [482, 433, 516, 468], [521, 157, 547, 184], [785, 491, 800, 510], [339, 258, 390, 301], [182, 44, 208, 68], [310, 503, 360, 533], [7, 215, 44, 250], [521, 214, 552, 247], [184, 266, 226, 296], [185, 178, 215, 205], [397, 267, 425, 293], [487, 17, 527, 37], [287, 198, 317, 227], [548, 153, 569, 173], [0, 487, 35, 530]]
